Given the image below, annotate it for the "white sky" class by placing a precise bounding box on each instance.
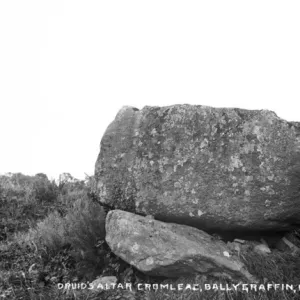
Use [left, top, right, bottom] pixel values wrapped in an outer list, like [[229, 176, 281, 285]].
[[0, 1, 300, 180]]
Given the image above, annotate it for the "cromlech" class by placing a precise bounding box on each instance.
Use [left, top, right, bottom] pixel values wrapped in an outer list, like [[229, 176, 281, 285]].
[[93, 105, 300, 294], [1, 104, 300, 300], [95, 105, 300, 233]]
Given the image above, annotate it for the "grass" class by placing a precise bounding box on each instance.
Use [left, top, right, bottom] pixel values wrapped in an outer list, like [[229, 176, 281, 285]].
[[1, 172, 300, 300], [0, 173, 110, 299]]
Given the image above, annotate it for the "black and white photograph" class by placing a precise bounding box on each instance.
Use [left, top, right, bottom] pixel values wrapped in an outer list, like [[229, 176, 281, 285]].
[[1, 1, 300, 299]]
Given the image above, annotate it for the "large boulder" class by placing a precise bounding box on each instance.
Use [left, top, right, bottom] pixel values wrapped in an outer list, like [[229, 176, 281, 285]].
[[105, 209, 256, 281], [95, 105, 300, 231]]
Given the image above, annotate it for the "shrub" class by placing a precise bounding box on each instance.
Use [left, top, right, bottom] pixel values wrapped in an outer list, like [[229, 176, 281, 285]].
[[0, 173, 61, 242], [0, 172, 111, 298], [55, 189, 87, 217], [18, 196, 106, 251], [84, 174, 100, 202], [65, 195, 106, 252], [17, 211, 68, 257], [32, 176, 58, 203], [36, 211, 67, 252], [63, 196, 107, 281]]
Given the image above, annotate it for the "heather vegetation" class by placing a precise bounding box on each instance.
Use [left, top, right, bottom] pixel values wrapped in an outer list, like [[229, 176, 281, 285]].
[[0, 172, 300, 300], [0, 172, 131, 299]]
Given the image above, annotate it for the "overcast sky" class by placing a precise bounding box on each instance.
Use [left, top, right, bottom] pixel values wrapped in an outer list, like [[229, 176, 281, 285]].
[[0, 1, 300, 180]]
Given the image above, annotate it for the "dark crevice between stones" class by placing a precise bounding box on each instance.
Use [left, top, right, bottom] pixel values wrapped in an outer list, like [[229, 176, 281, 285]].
[[148, 214, 297, 247], [101, 204, 299, 249]]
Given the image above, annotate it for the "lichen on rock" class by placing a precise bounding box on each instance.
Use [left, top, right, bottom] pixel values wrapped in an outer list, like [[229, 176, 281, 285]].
[[105, 210, 257, 281], [95, 104, 300, 232]]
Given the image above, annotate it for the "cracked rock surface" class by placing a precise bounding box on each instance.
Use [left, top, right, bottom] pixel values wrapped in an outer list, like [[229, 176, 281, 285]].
[[105, 209, 256, 282]]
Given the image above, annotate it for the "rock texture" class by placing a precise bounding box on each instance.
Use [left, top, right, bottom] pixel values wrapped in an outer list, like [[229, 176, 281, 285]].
[[105, 210, 256, 281], [95, 105, 300, 231]]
